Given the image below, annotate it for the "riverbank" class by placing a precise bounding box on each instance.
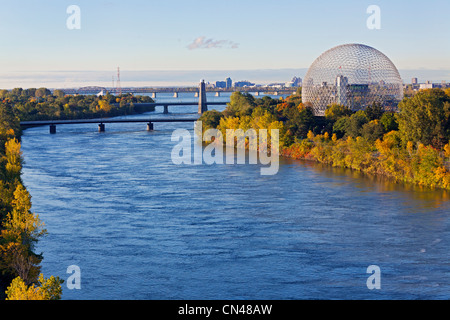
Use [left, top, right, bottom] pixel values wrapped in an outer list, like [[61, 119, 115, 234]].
[[281, 132, 450, 190], [200, 89, 450, 191]]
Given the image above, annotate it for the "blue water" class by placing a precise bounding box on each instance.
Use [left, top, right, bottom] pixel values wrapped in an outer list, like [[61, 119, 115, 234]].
[[20, 97, 449, 299]]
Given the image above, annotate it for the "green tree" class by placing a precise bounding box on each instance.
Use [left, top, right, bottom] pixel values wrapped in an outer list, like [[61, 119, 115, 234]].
[[346, 110, 369, 138], [199, 110, 224, 132], [324, 104, 353, 122], [396, 88, 450, 148], [365, 102, 384, 120], [380, 112, 398, 132], [361, 120, 385, 142], [223, 92, 256, 117]]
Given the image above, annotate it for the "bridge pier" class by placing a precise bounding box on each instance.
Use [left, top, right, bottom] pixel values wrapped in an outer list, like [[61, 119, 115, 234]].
[[173, 92, 178, 98], [152, 93, 156, 99], [49, 124, 56, 134], [198, 80, 207, 114], [147, 122, 154, 131], [215, 92, 220, 97], [98, 123, 105, 132], [163, 105, 169, 114]]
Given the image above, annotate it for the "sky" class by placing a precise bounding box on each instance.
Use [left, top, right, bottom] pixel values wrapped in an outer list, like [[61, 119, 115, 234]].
[[0, 0, 449, 88]]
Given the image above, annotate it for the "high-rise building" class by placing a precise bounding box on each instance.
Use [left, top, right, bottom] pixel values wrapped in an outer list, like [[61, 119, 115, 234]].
[[225, 77, 232, 88], [216, 81, 226, 88], [412, 77, 418, 85], [335, 75, 348, 106]]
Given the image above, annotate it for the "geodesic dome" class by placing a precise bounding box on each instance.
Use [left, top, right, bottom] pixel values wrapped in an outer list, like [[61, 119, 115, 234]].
[[302, 44, 403, 116]]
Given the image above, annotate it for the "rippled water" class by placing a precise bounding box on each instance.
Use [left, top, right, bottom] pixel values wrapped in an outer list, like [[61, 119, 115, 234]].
[[20, 96, 449, 299]]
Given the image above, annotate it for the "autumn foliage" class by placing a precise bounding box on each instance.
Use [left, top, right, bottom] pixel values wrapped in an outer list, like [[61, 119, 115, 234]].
[[201, 89, 450, 190], [0, 100, 63, 299]]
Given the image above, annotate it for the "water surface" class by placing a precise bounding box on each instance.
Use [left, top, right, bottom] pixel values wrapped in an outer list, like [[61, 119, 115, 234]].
[[20, 99, 449, 299]]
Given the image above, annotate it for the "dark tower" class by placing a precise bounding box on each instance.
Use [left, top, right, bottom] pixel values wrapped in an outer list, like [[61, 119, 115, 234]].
[[198, 80, 208, 114]]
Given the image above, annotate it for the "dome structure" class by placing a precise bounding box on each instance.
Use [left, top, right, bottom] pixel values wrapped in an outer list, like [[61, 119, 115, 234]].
[[302, 44, 403, 116]]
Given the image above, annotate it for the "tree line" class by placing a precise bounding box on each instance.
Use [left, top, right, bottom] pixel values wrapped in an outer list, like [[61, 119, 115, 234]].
[[200, 88, 450, 189], [0, 88, 154, 121]]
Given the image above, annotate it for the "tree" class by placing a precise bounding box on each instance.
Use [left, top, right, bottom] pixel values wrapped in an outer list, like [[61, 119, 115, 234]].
[[396, 88, 450, 148], [346, 111, 369, 138], [5, 274, 62, 300], [380, 112, 398, 132], [282, 104, 315, 139], [332, 116, 350, 139], [198, 110, 224, 132], [324, 104, 353, 122], [223, 92, 256, 117], [361, 120, 385, 142], [365, 102, 384, 120], [0, 183, 47, 284], [53, 90, 65, 98], [2, 138, 23, 182]]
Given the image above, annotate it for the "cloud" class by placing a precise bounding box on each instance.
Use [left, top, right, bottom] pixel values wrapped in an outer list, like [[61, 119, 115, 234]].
[[187, 36, 239, 50]]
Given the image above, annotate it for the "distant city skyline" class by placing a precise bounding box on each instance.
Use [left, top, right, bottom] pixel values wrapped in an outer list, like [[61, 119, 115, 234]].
[[0, 0, 449, 88], [0, 68, 449, 90]]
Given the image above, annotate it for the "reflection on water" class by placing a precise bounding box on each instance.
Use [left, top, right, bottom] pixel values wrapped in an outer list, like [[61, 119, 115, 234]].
[[287, 158, 450, 210]]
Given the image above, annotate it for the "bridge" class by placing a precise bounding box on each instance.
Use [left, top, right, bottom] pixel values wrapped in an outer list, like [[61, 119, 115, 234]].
[[20, 117, 200, 133], [117, 101, 227, 114], [20, 81, 215, 133], [62, 85, 297, 96]]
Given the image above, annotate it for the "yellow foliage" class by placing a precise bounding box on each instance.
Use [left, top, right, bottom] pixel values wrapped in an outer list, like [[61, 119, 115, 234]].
[[5, 276, 45, 300], [98, 100, 112, 113], [3, 138, 22, 181], [444, 143, 450, 158], [331, 133, 338, 143], [5, 274, 62, 300], [307, 130, 314, 140]]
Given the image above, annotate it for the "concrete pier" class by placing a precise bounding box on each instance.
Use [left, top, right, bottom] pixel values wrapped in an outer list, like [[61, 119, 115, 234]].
[[49, 124, 56, 134], [147, 122, 154, 131], [163, 105, 169, 114], [98, 123, 105, 132], [198, 80, 208, 114]]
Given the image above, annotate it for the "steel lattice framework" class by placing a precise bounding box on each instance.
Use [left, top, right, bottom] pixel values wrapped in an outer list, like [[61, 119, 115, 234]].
[[302, 44, 403, 116]]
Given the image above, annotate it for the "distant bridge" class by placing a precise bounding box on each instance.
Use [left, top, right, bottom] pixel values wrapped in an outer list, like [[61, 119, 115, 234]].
[[115, 101, 227, 114], [61, 86, 297, 96]]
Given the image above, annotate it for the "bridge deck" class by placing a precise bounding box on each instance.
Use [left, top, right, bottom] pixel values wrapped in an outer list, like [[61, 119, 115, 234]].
[[20, 117, 200, 127], [128, 101, 227, 106]]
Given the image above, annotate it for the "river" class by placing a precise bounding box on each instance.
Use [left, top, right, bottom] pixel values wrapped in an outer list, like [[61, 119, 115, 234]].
[[20, 92, 449, 299]]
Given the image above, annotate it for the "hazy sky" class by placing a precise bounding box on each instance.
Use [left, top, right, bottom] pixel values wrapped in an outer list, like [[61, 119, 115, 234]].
[[0, 0, 449, 88]]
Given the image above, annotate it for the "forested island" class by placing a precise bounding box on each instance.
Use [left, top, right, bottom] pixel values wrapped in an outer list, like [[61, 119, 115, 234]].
[[200, 88, 450, 190], [0, 88, 154, 299]]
